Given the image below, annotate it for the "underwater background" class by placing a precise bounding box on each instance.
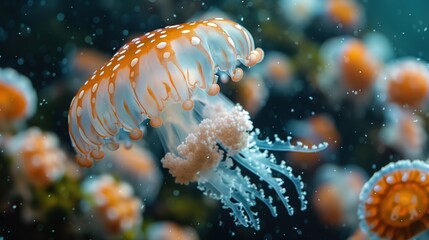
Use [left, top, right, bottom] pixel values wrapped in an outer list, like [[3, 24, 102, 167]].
[[1, 0, 429, 239]]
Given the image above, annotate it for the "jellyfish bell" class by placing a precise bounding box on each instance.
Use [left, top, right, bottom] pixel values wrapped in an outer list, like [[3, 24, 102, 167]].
[[323, 0, 365, 31], [235, 72, 268, 117], [279, 0, 323, 30], [0, 68, 37, 130], [89, 144, 163, 203], [376, 58, 429, 110], [68, 18, 264, 168], [81, 174, 143, 236], [68, 18, 328, 230], [6, 127, 67, 188], [312, 164, 367, 228], [358, 160, 429, 240], [380, 105, 426, 159], [317, 37, 381, 106]]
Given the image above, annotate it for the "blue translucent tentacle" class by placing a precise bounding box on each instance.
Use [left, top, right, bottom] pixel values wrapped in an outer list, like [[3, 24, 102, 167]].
[[251, 128, 329, 152]]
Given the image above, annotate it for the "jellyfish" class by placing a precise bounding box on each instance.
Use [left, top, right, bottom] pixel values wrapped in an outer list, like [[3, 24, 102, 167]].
[[317, 37, 381, 105], [312, 164, 367, 228], [81, 174, 143, 236], [68, 18, 327, 230], [379, 105, 426, 159], [0, 67, 37, 130], [235, 72, 269, 117], [93, 144, 163, 203], [358, 160, 429, 240], [323, 0, 365, 30], [6, 127, 67, 188], [5, 127, 69, 222], [279, 0, 322, 30], [376, 58, 429, 110], [256, 51, 301, 95]]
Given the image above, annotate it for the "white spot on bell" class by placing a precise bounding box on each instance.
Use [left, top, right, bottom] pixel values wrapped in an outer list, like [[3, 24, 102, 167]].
[[130, 58, 138, 67], [207, 22, 218, 27], [191, 36, 200, 45], [157, 42, 167, 49], [92, 83, 98, 92]]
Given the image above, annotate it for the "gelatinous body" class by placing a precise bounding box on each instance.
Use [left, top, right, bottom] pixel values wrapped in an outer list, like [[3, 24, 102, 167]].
[[318, 37, 380, 104], [325, 0, 364, 29], [358, 160, 429, 240], [68, 18, 264, 167], [313, 164, 367, 227], [236, 73, 268, 116], [380, 105, 426, 158], [69, 18, 327, 230], [0, 68, 37, 124], [377, 58, 429, 109], [100, 145, 163, 203], [279, 0, 322, 29]]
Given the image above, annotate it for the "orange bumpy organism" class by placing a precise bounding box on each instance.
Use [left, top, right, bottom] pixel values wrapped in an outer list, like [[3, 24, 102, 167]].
[[358, 160, 429, 240], [68, 18, 263, 167]]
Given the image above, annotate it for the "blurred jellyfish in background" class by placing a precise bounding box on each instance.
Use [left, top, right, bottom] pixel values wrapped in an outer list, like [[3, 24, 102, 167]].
[[279, 0, 322, 30], [81, 174, 143, 238], [235, 72, 269, 117], [379, 105, 426, 159], [146, 221, 199, 240], [317, 37, 381, 107], [322, 0, 365, 31], [285, 114, 340, 170], [4, 127, 79, 221], [312, 164, 368, 229], [7, 127, 67, 188], [67, 48, 111, 91], [90, 144, 163, 204], [358, 160, 429, 240], [67, 18, 328, 230], [258, 51, 301, 94], [376, 58, 429, 110], [0, 68, 37, 133]]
